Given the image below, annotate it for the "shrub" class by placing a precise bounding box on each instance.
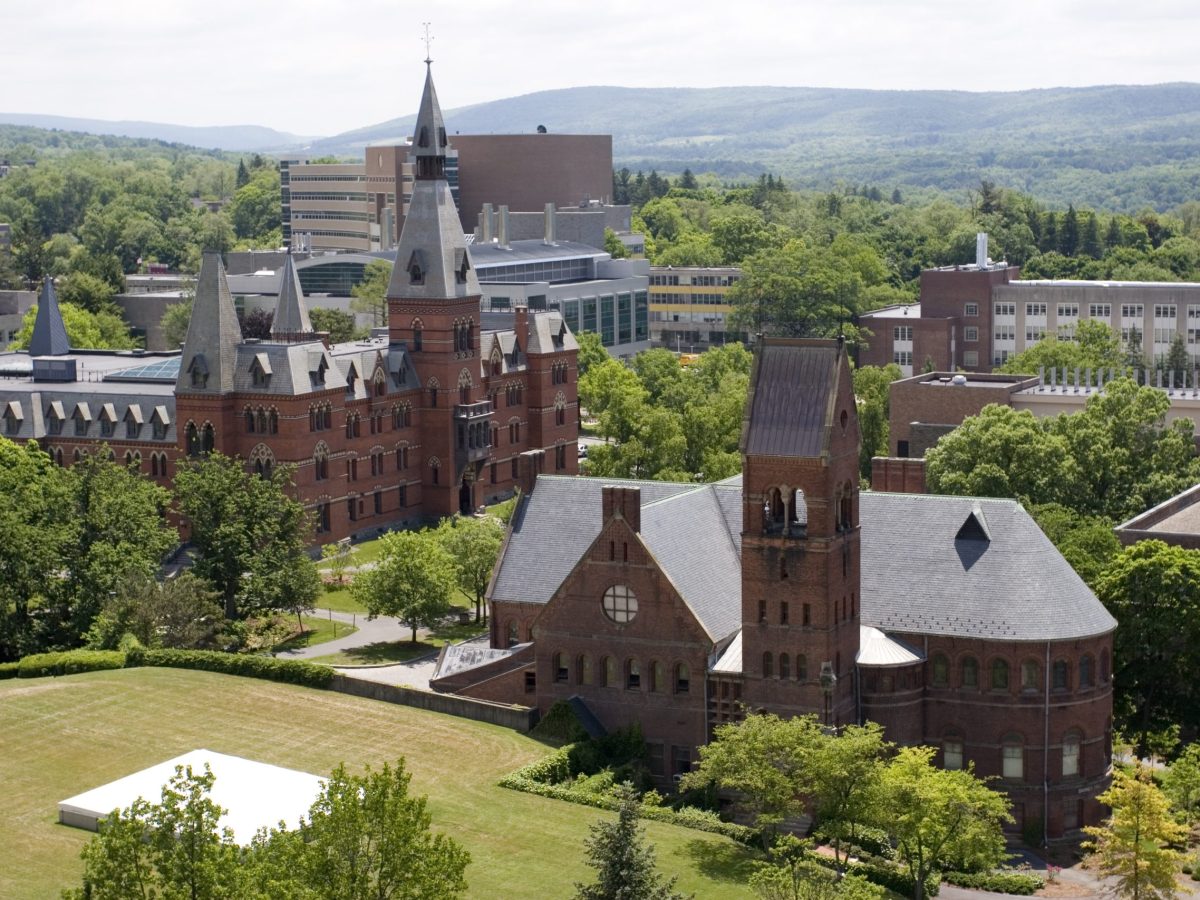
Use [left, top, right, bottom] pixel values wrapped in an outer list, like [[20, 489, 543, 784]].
[[511, 745, 573, 785], [18, 650, 126, 677], [812, 856, 941, 898], [137, 649, 334, 688], [529, 700, 590, 745], [0, 661, 19, 680], [942, 870, 1044, 894]]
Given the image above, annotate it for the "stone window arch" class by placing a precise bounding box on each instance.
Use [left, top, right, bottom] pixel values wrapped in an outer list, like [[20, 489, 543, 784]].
[[185, 421, 200, 457], [795, 653, 808, 681], [576, 653, 592, 685], [650, 660, 665, 693], [554, 391, 566, 427], [458, 368, 473, 404], [268, 408, 279, 434], [1021, 659, 1040, 692], [124, 449, 141, 468], [245, 406, 257, 433], [931, 653, 949, 687], [961, 655, 979, 688], [602, 655, 616, 687], [313, 441, 330, 481], [674, 662, 690, 693], [491, 347, 503, 376], [428, 376, 439, 408], [373, 369, 387, 398], [943, 732, 964, 770], [990, 658, 1010, 691], [250, 444, 275, 479], [429, 456, 440, 486], [411, 317, 424, 351], [762, 651, 774, 679], [1079, 654, 1094, 689], [763, 487, 785, 533], [553, 652, 569, 683], [779, 652, 790, 680], [506, 621, 519, 647], [1052, 658, 1070, 692], [625, 658, 641, 690]]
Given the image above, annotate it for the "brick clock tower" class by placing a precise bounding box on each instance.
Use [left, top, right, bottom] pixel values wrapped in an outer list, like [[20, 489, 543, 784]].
[[739, 338, 860, 726], [387, 61, 491, 517]]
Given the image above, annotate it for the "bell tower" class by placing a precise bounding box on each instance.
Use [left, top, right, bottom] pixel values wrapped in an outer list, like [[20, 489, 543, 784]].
[[738, 338, 860, 726], [387, 60, 487, 516]]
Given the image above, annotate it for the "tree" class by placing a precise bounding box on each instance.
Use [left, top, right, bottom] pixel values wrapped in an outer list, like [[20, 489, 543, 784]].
[[69, 764, 245, 900], [1084, 767, 1186, 900], [436, 514, 504, 622], [1095, 541, 1200, 748], [604, 228, 628, 259], [1027, 503, 1120, 589], [12, 300, 139, 350], [235, 159, 250, 189], [808, 722, 891, 872], [321, 540, 356, 586], [161, 297, 193, 347], [241, 307, 274, 340], [998, 319, 1125, 375], [750, 836, 885, 900], [297, 759, 470, 900], [873, 747, 1011, 900], [574, 783, 687, 900], [1161, 334, 1189, 380], [229, 168, 281, 242], [682, 713, 821, 843], [353, 530, 457, 642], [1162, 742, 1200, 823], [58, 270, 117, 314], [351, 259, 393, 328], [173, 454, 314, 620], [310, 307, 358, 343], [86, 572, 225, 650], [853, 363, 902, 479], [576, 330, 609, 378]]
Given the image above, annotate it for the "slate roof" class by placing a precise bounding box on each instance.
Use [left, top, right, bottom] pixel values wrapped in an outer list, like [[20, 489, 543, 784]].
[[177, 253, 242, 394], [857, 626, 924, 666], [490, 475, 742, 641], [859, 492, 1117, 642], [270, 252, 313, 338], [742, 338, 843, 458], [0, 384, 176, 444], [525, 310, 579, 356], [490, 475, 1115, 651], [29, 278, 70, 356], [231, 341, 348, 395]]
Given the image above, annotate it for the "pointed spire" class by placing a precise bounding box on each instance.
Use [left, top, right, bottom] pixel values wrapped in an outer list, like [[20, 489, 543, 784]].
[[387, 62, 480, 303], [28, 276, 71, 356], [176, 252, 242, 393], [270, 251, 313, 340]]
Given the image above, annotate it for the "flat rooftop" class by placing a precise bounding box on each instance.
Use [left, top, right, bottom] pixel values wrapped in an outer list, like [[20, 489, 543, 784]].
[[58, 749, 323, 843], [860, 303, 921, 319]]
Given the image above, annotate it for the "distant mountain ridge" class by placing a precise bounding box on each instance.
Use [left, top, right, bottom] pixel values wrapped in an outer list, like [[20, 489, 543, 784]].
[[6, 83, 1200, 211], [0, 113, 309, 152]]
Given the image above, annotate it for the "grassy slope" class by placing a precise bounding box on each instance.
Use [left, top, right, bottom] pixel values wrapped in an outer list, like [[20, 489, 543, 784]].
[[0, 668, 755, 899]]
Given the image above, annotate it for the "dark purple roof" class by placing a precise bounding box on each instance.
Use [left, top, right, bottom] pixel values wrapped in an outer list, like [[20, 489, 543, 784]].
[[742, 339, 841, 458]]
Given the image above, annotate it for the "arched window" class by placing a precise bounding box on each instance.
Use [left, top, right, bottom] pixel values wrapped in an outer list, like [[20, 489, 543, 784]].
[[795, 654, 807, 681], [1100, 648, 1110, 684], [1021, 660, 1040, 691], [931, 654, 949, 687], [186, 422, 200, 457], [201, 423, 214, 454], [603, 656, 617, 687], [762, 651, 773, 679], [245, 408, 256, 432], [412, 321, 423, 351], [1079, 655, 1094, 688], [268, 409, 278, 434], [650, 661, 665, 693], [991, 659, 1009, 691], [256, 408, 267, 433], [577, 654, 592, 685], [961, 656, 979, 688], [943, 736, 964, 771], [764, 488, 785, 533], [674, 662, 690, 694], [793, 488, 808, 531], [313, 443, 329, 481], [1052, 659, 1070, 691], [1002, 735, 1024, 780], [625, 659, 641, 690], [779, 653, 790, 680], [506, 622, 519, 647], [1063, 732, 1081, 777], [553, 652, 569, 683]]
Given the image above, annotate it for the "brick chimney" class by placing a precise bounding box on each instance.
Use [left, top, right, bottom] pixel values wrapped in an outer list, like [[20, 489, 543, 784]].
[[601, 485, 641, 532], [514, 303, 529, 347], [516, 449, 544, 495]]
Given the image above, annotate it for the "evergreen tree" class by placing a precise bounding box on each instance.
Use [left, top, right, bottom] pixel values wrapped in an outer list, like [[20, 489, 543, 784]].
[[678, 168, 698, 190], [235, 159, 250, 189], [1081, 211, 1103, 259], [1060, 204, 1080, 256], [1041, 213, 1058, 254], [574, 785, 687, 900], [1106, 216, 1124, 250], [1162, 334, 1189, 383]]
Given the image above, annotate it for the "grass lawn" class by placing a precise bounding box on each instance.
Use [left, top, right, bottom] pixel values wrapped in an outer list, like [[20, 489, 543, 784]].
[[0, 669, 757, 899], [271, 615, 358, 652], [309, 620, 487, 666], [318, 582, 476, 617]]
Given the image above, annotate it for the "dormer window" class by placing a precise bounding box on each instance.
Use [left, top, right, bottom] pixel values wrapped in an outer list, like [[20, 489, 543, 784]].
[[250, 353, 271, 389], [46, 401, 64, 435], [124, 405, 143, 439], [454, 248, 471, 285], [438, 126, 447, 147], [309, 353, 328, 388], [100, 404, 117, 438], [407, 250, 426, 286], [418, 125, 429, 148], [3, 406, 20, 435], [346, 368, 359, 396], [187, 355, 209, 389]]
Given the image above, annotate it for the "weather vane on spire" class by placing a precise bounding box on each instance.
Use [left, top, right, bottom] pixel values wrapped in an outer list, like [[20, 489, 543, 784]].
[[422, 22, 434, 65]]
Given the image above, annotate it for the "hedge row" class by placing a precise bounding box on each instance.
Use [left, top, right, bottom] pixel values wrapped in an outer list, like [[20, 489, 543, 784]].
[[130, 649, 334, 688], [942, 869, 1044, 894], [17, 650, 126, 678], [810, 853, 940, 898], [0, 648, 334, 690], [498, 771, 758, 844]]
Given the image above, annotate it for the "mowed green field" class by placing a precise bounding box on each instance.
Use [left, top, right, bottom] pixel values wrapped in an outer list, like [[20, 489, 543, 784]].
[[0, 668, 756, 899]]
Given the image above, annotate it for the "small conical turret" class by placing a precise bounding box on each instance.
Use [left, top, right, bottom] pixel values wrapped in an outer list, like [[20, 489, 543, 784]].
[[28, 276, 71, 356], [387, 62, 480, 303], [270, 251, 313, 340], [176, 252, 242, 393]]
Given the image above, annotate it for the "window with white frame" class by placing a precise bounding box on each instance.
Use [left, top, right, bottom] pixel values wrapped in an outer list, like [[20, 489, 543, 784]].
[[1025, 325, 1046, 343], [994, 324, 1015, 342], [893, 325, 913, 342], [1155, 304, 1177, 320], [994, 303, 1016, 317], [963, 351, 978, 367], [1154, 327, 1176, 345], [963, 326, 978, 342], [1063, 734, 1081, 777], [1089, 303, 1112, 319], [1122, 304, 1144, 319], [893, 350, 913, 368], [943, 739, 964, 771], [1188, 307, 1200, 344], [1003, 739, 1024, 779], [1057, 304, 1079, 318], [1026, 303, 1047, 317], [964, 303, 979, 317]]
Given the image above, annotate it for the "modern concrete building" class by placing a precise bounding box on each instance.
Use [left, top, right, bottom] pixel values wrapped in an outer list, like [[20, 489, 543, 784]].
[[648, 266, 746, 351], [0, 289, 35, 350], [435, 338, 1116, 839], [859, 233, 1200, 375]]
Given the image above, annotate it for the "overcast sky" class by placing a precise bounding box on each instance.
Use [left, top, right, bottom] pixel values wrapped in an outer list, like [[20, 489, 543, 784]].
[[4, 0, 1199, 136]]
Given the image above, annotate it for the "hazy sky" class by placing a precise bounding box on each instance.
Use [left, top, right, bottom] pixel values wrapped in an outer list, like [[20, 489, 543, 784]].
[[5, 0, 1199, 136]]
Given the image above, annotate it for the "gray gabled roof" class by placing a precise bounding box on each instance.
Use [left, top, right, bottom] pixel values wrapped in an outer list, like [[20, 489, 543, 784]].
[[741, 338, 842, 458], [490, 476, 742, 642], [859, 492, 1116, 642], [232, 341, 347, 395], [270, 252, 313, 338], [525, 311, 579, 356], [29, 277, 70, 356], [177, 253, 242, 393]]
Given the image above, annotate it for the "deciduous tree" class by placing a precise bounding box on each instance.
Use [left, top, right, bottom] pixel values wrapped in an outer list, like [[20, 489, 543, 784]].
[[353, 530, 457, 642], [309, 307, 357, 343], [350, 259, 392, 328], [1162, 743, 1200, 824], [436, 514, 504, 622], [1084, 767, 1185, 900]]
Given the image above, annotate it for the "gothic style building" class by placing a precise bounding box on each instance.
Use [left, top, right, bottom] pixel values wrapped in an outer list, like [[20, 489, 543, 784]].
[[434, 338, 1115, 840], [0, 64, 579, 542]]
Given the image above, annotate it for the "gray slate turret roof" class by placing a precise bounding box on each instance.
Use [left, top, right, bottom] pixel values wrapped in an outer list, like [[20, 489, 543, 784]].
[[741, 339, 843, 458], [29, 277, 70, 356], [386, 64, 481, 303], [177, 253, 242, 393], [270, 252, 313, 338]]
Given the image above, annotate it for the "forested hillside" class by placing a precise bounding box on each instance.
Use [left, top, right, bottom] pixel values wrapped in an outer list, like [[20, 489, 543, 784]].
[[315, 82, 1200, 212]]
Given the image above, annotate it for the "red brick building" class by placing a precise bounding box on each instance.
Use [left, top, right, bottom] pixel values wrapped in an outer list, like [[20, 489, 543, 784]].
[[0, 63, 579, 543], [436, 338, 1115, 838]]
